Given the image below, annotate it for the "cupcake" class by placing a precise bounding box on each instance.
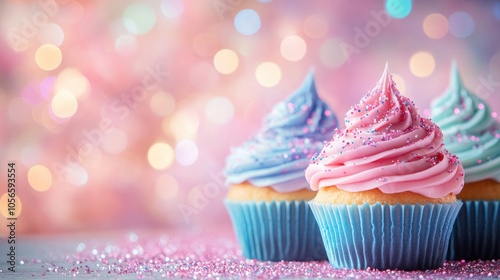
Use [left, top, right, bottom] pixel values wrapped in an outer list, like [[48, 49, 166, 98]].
[[430, 62, 500, 260], [224, 70, 337, 261], [306, 64, 464, 270]]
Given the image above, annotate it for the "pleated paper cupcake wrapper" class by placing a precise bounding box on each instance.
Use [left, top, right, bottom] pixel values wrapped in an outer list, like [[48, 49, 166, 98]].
[[309, 201, 462, 270], [447, 200, 500, 260], [224, 200, 327, 261]]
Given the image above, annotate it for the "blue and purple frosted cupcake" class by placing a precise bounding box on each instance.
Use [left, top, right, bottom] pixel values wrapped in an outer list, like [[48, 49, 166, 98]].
[[224, 70, 337, 261], [431, 62, 500, 260]]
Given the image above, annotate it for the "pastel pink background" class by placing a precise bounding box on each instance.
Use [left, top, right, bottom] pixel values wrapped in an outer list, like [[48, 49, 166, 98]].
[[1, 0, 499, 235]]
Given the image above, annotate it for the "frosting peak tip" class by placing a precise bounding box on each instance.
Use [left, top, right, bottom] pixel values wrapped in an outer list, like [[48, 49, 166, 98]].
[[379, 62, 392, 90], [450, 60, 462, 89], [301, 68, 317, 96]]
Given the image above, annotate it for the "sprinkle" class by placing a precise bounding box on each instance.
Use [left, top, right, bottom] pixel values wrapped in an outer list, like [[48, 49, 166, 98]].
[[453, 108, 460, 115], [477, 103, 485, 110], [27, 230, 500, 278]]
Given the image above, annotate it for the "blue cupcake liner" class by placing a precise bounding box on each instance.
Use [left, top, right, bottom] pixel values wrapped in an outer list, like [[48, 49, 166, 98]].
[[447, 200, 500, 260], [224, 199, 327, 261], [309, 201, 462, 270]]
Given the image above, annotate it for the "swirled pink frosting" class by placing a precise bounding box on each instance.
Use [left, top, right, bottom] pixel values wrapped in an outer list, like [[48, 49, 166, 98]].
[[305, 64, 464, 198]]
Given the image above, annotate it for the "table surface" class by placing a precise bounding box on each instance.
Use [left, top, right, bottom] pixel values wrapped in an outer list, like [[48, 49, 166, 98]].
[[1, 226, 500, 279]]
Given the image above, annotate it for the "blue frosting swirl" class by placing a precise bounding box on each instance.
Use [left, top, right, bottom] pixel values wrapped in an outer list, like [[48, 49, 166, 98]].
[[225, 70, 338, 192], [431, 62, 500, 183]]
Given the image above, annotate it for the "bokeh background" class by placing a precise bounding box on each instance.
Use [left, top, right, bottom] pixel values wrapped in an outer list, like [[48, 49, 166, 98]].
[[1, 0, 499, 235]]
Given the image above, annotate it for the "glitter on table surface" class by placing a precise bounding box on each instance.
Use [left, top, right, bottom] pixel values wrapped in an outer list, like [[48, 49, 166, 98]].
[[3, 226, 500, 279]]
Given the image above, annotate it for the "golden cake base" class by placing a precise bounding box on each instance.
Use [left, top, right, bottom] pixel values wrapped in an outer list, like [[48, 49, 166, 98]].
[[226, 182, 316, 201], [457, 179, 500, 200], [313, 186, 456, 205]]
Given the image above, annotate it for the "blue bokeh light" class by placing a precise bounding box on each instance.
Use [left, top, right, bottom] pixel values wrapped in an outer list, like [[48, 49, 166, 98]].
[[234, 9, 261, 35], [448, 11, 475, 38], [494, 3, 500, 20], [385, 0, 412, 19]]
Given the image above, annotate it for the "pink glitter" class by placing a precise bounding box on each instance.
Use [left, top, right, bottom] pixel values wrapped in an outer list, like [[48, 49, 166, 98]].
[[14, 229, 500, 278]]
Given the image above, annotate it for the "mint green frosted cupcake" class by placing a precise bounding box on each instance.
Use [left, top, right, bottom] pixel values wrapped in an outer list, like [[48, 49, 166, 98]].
[[431, 61, 500, 260]]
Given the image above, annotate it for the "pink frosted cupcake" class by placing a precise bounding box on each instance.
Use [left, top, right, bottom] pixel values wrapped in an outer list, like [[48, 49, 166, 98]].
[[306, 64, 464, 270]]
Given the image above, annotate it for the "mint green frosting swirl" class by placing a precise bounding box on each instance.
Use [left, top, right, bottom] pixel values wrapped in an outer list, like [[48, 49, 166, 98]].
[[431, 62, 500, 183]]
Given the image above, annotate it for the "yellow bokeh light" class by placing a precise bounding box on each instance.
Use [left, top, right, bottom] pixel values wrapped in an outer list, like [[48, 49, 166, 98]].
[[164, 109, 199, 141], [155, 174, 179, 200], [55, 68, 91, 100], [423, 14, 448, 39], [213, 49, 239, 75], [35, 44, 62, 71], [391, 74, 406, 95], [255, 62, 282, 87], [51, 90, 78, 118], [409, 52, 436, 78], [0, 193, 22, 218], [28, 165, 52, 192], [280, 35, 307, 62], [150, 91, 175, 116], [148, 142, 174, 170]]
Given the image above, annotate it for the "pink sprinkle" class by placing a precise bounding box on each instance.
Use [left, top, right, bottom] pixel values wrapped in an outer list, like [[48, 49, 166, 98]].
[[478, 103, 485, 110], [453, 108, 460, 115], [325, 110, 331, 116], [492, 112, 498, 118], [477, 159, 483, 164]]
